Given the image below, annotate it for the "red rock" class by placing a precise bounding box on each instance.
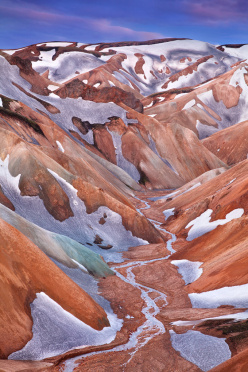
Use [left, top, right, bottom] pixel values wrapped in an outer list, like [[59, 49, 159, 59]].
[[134, 53, 146, 78]]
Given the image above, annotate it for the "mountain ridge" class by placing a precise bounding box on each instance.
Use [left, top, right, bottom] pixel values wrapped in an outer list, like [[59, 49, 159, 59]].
[[0, 37, 248, 371]]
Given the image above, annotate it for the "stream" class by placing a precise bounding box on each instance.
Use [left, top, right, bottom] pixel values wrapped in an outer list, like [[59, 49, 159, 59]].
[[63, 195, 176, 371]]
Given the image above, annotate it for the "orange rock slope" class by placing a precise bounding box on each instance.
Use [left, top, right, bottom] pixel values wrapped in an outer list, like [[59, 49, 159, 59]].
[[0, 219, 109, 359]]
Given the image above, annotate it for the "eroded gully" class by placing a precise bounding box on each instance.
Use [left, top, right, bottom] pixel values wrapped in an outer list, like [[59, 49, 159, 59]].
[[63, 195, 176, 371]]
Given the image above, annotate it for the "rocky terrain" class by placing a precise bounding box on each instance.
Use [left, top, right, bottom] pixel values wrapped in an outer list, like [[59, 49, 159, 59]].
[[0, 38, 248, 371]]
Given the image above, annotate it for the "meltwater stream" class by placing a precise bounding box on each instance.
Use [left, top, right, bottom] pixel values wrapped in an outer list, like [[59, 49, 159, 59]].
[[63, 194, 236, 371], [64, 195, 176, 371]]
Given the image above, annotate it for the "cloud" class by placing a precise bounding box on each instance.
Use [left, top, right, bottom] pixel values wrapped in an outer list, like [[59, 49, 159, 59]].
[[87, 19, 163, 40], [0, 2, 163, 41], [183, 0, 248, 24]]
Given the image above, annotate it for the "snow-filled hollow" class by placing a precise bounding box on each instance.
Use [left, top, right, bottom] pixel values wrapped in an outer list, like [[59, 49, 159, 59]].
[[163, 208, 175, 221], [9, 292, 122, 360], [171, 260, 203, 285]]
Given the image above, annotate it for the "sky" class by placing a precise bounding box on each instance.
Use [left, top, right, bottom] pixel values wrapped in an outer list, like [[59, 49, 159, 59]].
[[0, 0, 248, 49]]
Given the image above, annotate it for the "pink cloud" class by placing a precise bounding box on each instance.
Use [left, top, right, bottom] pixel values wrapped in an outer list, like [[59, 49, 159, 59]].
[[88, 18, 163, 40], [183, 0, 248, 24], [0, 3, 163, 41]]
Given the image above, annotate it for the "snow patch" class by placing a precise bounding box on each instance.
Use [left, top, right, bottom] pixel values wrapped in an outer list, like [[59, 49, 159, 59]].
[[170, 330, 231, 371], [190, 283, 248, 308], [85, 44, 98, 51], [2, 49, 16, 55], [109, 131, 140, 182], [49, 93, 59, 99], [223, 45, 248, 61], [182, 99, 195, 110], [163, 208, 175, 221], [56, 140, 64, 153], [226, 178, 236, 186], [32, 49, 56, 69], [171, 260, 203, 285], [144, 101, 153, 109], [2, 47, 26, 55], [44, 42, 72, 48], [186, 208, 244, 241], [172, 310, 248, 327], [48, 85, 58, 91], [9, 292, 122, 360]]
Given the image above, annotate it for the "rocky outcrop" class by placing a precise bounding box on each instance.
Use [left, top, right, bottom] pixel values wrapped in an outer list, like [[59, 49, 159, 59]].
[[56, 79, 143, 112]]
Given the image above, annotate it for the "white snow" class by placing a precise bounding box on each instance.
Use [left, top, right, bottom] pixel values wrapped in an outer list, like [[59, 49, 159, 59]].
[[170, 330, 231, 371], [172, 310, 248, 327], [85, 44, 98, 51], [48, 84, 58, 91], [148, 114, 157, 117], [9, 292, 122, 360], [32, 50, 104, 84], [144, 101, 153, 109], [0, 156, 147, 264], [182, 99, 195, 110], [109, 131, 140, 182], [77, 42, 86, 47], [56, 140, 64, 153], [93, 82, 100, 88], [83, 79, 88, 84], [190, 283, 248, 308], [0, 155, 21, 194], [2, 47, 26, 55], [163, 208, 175, 221], [2, 49, 17, 55], [46, 169, 147, 262], [171, 260, 203, 285], [197, 103, 205, 109], [32, 49, 56, 69], [0, 97, 2, 107], [157, 97, 165, 103], [223, 45, 248, 61], [44, 42, 72, 48], [186, 208, 244, 241], [197, 89, 214, 103], [226, 178, 236, 186], [98, 39, 234, 95], [229, 66, 248, 122], [49, 93, 59, 99]]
